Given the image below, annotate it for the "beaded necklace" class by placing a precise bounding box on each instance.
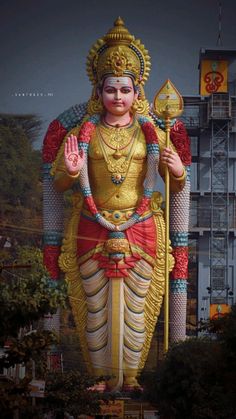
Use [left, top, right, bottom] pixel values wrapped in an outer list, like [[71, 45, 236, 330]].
[[77, 114, 159, 232]]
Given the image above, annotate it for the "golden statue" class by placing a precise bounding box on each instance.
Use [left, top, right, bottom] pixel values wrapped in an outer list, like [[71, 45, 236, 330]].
[[43, 17, 190, 391]]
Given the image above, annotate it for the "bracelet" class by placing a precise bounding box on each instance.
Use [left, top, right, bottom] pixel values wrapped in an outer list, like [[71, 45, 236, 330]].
[[66, 170, 80, 179], [170, 167, 186, 181]]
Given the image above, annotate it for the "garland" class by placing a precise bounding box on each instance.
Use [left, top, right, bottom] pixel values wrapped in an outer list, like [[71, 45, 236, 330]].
[[77, 114, 159, 232]]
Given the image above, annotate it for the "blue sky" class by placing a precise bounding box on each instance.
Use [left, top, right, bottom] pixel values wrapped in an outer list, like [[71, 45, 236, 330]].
[[1, 0, 236, 147]]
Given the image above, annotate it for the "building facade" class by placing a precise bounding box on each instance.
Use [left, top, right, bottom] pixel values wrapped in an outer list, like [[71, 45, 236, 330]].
[[182, 48, 236, 331]]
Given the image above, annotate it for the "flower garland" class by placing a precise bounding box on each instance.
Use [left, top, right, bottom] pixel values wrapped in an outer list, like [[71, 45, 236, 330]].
[[77, 114, 159, 232]]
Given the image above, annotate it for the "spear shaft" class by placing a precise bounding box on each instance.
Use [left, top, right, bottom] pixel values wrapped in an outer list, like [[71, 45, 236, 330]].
[[153, 79, 184, 355], [164, 117, 170, 353]]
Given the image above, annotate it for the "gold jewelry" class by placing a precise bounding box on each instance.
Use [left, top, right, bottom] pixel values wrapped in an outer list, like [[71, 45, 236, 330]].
[[86, 17, 151, 87], [131, 98, 150, 115], [105, 237, 130, 253], [98, 126, 135, 151], [82, 207, 135, 224], [97, 126, 139, 184], [103, 116, 132, 128], [66, 170, 80, 179], [131, 84, 150, 116], [87, 96, 104, 115], [170, 167, 186, 181]]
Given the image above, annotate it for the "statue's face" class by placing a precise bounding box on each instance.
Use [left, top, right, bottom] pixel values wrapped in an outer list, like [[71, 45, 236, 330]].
[[101, 76, 138, 116]]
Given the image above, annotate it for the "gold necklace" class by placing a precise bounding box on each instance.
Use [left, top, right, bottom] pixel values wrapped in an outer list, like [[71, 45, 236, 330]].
[[98, 126, 135, 152], [103, 116, 132, 128], [97, 126, 139, 184]]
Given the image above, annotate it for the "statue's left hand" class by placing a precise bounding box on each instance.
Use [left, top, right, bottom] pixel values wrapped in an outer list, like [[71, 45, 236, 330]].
[[161, 148, 184, 178]]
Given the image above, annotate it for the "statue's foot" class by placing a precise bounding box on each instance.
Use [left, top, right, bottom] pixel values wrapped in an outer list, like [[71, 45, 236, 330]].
[[123, 377, 143, 392]]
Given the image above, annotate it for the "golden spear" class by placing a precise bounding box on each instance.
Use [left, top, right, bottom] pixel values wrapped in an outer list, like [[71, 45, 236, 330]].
[[153, 79, 184, 352]]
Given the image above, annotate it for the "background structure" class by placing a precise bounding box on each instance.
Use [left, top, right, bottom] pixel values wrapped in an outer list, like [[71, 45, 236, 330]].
[[183, 48, 236, 330]]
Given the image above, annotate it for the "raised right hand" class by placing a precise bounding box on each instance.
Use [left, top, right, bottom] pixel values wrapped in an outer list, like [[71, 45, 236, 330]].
[[64, 134, 85, 175]]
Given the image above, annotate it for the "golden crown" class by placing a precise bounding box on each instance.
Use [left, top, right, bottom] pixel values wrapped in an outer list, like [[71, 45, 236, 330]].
[[86, 17, 151, 86]]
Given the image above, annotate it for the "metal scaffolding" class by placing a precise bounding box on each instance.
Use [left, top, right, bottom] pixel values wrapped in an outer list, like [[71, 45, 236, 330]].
[[182, 88, 236, 326], [209, 93, 231, 304]]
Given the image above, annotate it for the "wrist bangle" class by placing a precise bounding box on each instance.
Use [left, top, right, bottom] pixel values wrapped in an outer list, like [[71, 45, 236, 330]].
[[66, 170, 80, 179], [170, 167, 186, 181]]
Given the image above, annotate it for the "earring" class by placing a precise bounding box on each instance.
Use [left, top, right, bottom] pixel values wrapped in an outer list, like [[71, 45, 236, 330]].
[[131, 98, 150, 116], [87, 96, 104, 115], [131, 99, 139, 113]]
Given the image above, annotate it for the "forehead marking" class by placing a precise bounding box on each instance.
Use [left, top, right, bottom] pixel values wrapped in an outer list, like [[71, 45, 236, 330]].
[[105, 77, 131, 86]]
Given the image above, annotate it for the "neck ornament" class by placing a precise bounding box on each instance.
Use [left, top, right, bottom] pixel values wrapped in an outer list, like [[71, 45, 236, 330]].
[[103, 116, 132, 128], [99, 125, 135, 151], [97, 126, 138, 184]]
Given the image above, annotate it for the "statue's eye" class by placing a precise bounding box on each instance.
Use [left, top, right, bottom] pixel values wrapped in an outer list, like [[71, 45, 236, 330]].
[[104, 87, 115, 94], [121, 88, 132, 94]]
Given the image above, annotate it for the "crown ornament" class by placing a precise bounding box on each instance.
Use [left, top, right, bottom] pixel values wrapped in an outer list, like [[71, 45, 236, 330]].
[[86, 17, 151, 86]]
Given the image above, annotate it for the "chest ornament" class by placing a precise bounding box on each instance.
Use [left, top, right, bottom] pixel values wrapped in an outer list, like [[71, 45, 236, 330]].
[[97, 126, 139, 184], [77, 115, 159, 232]]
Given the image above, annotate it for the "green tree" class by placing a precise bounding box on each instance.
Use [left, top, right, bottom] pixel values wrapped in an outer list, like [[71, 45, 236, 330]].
[[141, 306, 236, 419], [0, 114, 42, 248], [0, 246, 67, 418], [0, 247, 66, 345], [0, 121, 41, 209], [42, 371, 109, 418], [0, 114, 41, 145], [0, 247, 111, 419]]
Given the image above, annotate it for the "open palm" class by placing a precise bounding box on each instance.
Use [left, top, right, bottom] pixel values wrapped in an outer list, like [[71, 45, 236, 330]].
[[64, 134, 85, 175]]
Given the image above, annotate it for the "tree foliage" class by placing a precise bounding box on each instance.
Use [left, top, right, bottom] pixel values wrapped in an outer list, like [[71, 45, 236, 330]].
[[0, 246, 67, 417], [42, 371, 109, 418], [0, 247, 110, 418], [0, 375, 32, 419], [0, 121, 41, 208], [141, 306, 236, 419], [0, 114, 42, 145], [0, 114, 42, 248], [0, 247, 67, 344]]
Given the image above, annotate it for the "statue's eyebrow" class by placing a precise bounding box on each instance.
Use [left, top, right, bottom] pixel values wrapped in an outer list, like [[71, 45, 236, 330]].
[[104, 85, 132, 91]]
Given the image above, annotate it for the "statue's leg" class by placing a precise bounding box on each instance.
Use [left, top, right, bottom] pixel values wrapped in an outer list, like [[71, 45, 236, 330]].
[[123, 258, 152, 388], [106, 278, 124, 391], [80, 259, 125, 390], [80, 259, 109, 378]]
